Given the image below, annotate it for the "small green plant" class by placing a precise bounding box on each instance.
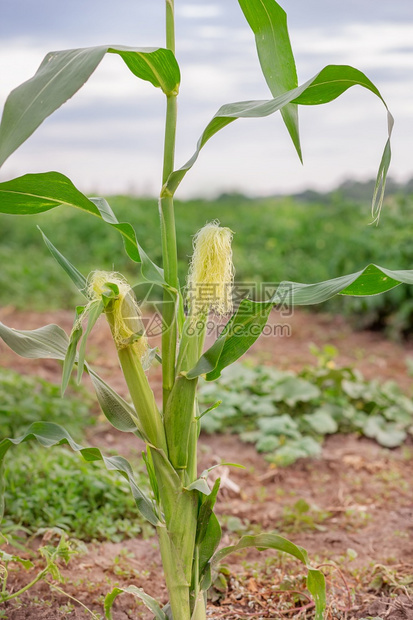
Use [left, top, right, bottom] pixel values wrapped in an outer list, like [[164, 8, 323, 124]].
[[281, 499, 330, 533], [2, 447, 153, 542], [0, 368, 93, 439], [0, 532, 99, 618], [0, 0, 411, 618], [198, 349, 413, 465]]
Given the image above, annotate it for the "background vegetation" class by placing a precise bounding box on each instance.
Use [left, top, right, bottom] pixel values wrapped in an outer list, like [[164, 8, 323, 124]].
[[1, 178, 412, 337]]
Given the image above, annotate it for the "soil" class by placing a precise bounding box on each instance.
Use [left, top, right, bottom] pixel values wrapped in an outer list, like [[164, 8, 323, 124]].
[[0, 307, 412, 619]]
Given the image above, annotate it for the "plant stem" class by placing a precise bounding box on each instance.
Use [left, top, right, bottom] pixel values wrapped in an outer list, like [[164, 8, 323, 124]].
[[1, 564, 8, 598], [159, 192, 179, 409], [158, 527, 191, 620], [160, 0, 179, 407], [2, 568, 48, 602]]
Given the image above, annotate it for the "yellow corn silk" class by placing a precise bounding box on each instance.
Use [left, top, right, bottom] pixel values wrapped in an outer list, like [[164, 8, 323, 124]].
[[88, 270, 148, 361], [186, 221, 234, 317]]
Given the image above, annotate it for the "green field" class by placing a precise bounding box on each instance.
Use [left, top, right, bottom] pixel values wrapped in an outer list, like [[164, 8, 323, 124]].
[[1, 188, 412, 335]]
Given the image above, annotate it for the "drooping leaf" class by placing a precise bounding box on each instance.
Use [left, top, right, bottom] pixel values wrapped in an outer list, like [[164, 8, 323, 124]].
[[0, 173, 141, 262], [165, 65, 392, 218], [0, 422, 160, 526], [0, 45, 180, 167], [0, 321, 141, 435], [87, 368, 141, 435], [273, 263, 413, 306], [238, 0, 301, 160], [0, 321, 69, 360], [211, 533, 326, 620], [104, 585, 167, 620], [188, 264, 413, 381]]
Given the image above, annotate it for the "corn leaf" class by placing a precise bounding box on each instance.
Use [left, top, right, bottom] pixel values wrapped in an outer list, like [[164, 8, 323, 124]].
[[105, 585, 167, 620], [165, 65, 393, 219], [0, 422, 160, 526], [0, 321, 140, 435], [198, 512, 222, 587], [0, 172, 141, 262], [186, 299, 272, 381], [195, 479, 220, 546], [189, 264, 413, 381], [0, 45, 180, 167], [87, 368, 142, 435], [212, 533, 326, 620], [238, 0, 301, 160], [0, 321, 69, 360], [274, 263, 413, 305], [38, 227, 88, 295]]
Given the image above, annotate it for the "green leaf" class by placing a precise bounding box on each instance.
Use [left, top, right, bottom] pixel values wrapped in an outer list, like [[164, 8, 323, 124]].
[[77, 300, 104, 382], [185, 477, 211, 496], [272, 437, 322, 466], [0, 321, 69, 360], [0, 422, 160, 526], [304, 410, 338, 435], [0, 172, 141, 262], [0, 45, 180, 167], [87, 368, 142, 435], [363, 415, 407, 448], [0, 549, 34, 570], [0, 320, 141, 435], [104, 585, 167, 620], [257, 414, 299, 437], [196, 479, 220, 546], [187, 299, 272, 381], [38, 227, 88, 295], [211, 533, 326, 620], [189, 264, 413, 381], [198, 512, 222, 582], [165, 65, 392, 218], [272, 377, 320, 406], [274, 264, 413, 306], [238, 0, 301, 160], [197, 400, 222, 421]]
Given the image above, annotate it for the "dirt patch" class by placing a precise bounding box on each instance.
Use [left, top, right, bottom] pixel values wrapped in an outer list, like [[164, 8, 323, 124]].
[[1, 307, 413, 618]]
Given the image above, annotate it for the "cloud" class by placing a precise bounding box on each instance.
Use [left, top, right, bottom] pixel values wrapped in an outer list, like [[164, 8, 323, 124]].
[[176, 5, 223, 19], [0, 3, 412, 197]]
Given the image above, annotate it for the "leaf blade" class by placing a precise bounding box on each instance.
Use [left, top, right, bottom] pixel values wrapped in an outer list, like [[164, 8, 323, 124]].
[[211, 533, 326, 620], [0, 172, 141, 262], [0, 46, 180, 166], [104, 585, 167, 620], [165, 64, 393, 217], [238, 0, 301, 160], [0, 320, 142, 436], [189, 264, 413, 381], [0, 422, 160, 526]]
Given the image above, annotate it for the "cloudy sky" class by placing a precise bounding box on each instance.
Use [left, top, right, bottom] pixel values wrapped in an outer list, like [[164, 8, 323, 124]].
[[0, 0, 412, 198]]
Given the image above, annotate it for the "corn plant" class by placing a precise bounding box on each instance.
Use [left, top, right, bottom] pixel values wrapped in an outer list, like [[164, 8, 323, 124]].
[[0, 1, 412, 618]]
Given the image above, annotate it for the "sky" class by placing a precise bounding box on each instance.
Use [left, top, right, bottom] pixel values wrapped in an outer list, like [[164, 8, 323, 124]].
[[0, 0, 412, 198]]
